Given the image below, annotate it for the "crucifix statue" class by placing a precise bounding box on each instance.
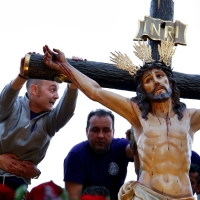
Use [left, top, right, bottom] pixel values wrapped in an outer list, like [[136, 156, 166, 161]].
[[39, 33, 197, 200]]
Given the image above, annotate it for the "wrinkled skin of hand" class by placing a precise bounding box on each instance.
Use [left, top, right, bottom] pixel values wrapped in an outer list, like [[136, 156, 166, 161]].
[[22, 160, 40, 179], [0, 153, 40, 179]]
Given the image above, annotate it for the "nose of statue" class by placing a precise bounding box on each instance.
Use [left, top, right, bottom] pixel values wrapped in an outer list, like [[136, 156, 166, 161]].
[[155, 81, 160, 86]]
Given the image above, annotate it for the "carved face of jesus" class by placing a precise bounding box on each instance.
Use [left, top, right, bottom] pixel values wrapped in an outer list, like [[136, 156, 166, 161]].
[[86, 115, 114, 154], [142, 68, 172, 102]]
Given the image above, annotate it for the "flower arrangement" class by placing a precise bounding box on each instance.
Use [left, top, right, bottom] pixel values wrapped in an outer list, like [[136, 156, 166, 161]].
[[0, 181, 110, 200]]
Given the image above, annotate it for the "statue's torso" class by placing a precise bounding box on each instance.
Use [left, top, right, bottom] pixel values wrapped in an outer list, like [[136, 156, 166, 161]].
[[136, 110, 193, 198]]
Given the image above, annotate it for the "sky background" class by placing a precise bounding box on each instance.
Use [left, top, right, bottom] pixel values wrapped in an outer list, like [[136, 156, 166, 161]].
[[0, 0, 200, 194]]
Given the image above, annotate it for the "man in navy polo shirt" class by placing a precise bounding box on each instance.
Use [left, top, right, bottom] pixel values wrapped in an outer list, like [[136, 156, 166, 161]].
[[64, 109, 134, 200]]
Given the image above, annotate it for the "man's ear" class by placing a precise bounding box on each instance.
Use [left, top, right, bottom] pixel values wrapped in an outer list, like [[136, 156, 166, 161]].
[[86, 128, 89, 137], [196, 184, 200, 194], [30, 84, 38, 96]]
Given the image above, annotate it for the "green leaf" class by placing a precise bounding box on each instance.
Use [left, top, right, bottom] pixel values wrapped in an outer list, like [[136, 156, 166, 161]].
[[58, 188, 69, 200], [14, 185, 27, 200]]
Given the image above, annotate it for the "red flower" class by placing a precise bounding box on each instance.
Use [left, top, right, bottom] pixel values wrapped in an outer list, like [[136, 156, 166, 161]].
[[26, 180, 63, 200], [81, 194, 108, 200], [0, 184, 15, 200]]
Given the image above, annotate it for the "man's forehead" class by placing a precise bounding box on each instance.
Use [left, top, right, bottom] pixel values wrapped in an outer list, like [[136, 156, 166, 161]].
[[90, 115, 112, 122], [89, 115, 112, 126], [42, 80, 59, 88]]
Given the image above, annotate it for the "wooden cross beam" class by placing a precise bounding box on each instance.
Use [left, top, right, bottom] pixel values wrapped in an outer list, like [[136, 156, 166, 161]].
[[25, 0, 200, 100], [26, 54, 200, 100]]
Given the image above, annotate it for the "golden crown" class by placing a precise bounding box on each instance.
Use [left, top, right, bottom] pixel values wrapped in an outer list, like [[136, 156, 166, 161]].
[[110, 39, 176, 76]]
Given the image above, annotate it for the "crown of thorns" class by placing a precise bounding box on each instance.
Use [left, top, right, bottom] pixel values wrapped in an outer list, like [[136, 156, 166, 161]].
[[110, 40, 176, 76]]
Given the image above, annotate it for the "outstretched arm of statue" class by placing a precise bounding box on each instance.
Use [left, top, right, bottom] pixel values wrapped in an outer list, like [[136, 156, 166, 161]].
[[43, 45, 139, 126]]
